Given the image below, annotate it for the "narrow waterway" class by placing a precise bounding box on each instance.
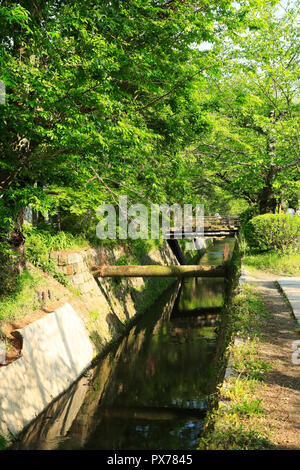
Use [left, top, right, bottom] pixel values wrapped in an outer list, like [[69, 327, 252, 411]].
[[14, 237, 235, 450]]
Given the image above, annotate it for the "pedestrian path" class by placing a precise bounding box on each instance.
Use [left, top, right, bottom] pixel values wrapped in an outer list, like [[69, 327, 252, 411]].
[[240, 268, 300, 326], [277, 278, 300, 326]]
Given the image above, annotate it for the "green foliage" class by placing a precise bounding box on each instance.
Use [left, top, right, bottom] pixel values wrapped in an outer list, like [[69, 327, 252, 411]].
[[127, 238, 164, 263], [224, 377, 265, 416], [116, 255, 130, 266], [0, 0, 244, 237], [230, 284, 269, 338], [199, 377, 272, 450], [197, 186, 249, 217], [199, 419, 271, 450], [233, 398, 264, 417], [239, 205, 259, 227], [0, 268, 46, 323], [0, 249, 18, 297], [24, 227, 88, 285], [229, 285, 271, 380], [113, 238, 165, 267], [231, 339, 272, 380], [0, 434, 8, 450], [238, 232, 250, 257], [89, 309, 99, 322], [244, 214, 300, 253], [25, 226, 88, 252], [191, 5, 300, 212]]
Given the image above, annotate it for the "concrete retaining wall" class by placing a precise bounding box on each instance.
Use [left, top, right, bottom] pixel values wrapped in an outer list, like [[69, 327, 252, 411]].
[[0, 303, 93, 437]]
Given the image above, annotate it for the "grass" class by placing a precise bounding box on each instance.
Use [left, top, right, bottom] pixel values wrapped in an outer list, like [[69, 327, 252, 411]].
[[243, 251, 300, 276], [198, 284, 274, 450], [230, 284, 269, 337], [230, 338, 272, 381], [24, 227, 91, 285], [0, 434, 8, 450], [199, 377, 272, 450], [0, 268, 47, 325], [120, 238, 165, 265], [25, 226, 89, 252]]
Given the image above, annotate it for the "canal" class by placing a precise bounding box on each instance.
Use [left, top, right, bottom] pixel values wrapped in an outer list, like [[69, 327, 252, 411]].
[[13, 237, 236, 450]]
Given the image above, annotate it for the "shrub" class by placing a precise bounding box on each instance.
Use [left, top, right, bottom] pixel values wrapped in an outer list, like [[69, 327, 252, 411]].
[[0, 248, 19, 297], [244, 214, 300, 253]]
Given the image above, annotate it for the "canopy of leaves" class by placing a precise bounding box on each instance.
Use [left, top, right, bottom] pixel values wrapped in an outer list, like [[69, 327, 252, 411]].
[[0, 0, 246, 222], [0, 0, 298, 241]]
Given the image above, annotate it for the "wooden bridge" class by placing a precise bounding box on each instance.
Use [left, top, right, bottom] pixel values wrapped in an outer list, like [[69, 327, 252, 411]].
[[166, 215, 240, 239]]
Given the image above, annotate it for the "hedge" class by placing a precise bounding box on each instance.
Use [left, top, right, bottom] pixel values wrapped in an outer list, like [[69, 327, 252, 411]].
[[244, 214, 300, 253]]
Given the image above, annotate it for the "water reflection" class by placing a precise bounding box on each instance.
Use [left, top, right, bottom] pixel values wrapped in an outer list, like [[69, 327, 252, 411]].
[[199, 237, 236, 266], [62, 281, 219, 450], [177, 278, 224, 312]]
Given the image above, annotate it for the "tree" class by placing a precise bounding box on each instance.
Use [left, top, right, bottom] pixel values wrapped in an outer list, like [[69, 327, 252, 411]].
[[190, 2, 300, 214]]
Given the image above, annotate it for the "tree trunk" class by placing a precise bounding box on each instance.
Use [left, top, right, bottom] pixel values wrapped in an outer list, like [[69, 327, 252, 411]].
[[258, 163, 277, 214], [259, 134, 278, 214], [258, 186, 277, 214]]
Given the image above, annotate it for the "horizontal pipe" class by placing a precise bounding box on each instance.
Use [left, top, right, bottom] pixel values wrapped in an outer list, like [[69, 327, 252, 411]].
[[92, 264, 226, 278]]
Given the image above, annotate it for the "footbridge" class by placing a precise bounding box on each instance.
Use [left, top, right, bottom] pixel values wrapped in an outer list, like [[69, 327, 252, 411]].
[[91, 216, 239, 279], [166, 216, 240, 239]]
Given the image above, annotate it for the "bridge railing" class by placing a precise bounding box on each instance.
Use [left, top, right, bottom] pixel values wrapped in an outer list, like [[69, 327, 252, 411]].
[[169, 215, 240, 231], [203, 216, 240, 228]]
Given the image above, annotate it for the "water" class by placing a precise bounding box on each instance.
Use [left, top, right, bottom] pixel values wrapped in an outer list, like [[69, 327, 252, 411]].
[[14, 238, 234, 450]]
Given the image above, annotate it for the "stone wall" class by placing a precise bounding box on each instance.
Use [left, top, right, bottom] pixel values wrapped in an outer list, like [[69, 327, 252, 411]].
[[50, 248, 100, 295]]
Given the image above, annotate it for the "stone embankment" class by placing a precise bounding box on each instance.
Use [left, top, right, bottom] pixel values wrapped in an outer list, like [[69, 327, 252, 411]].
[[0, 242, 179, 440]]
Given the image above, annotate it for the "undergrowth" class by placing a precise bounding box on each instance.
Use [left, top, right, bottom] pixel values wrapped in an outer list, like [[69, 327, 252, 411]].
[[24, 227, 89, 285], [0, 434, 8, 451], [0, 268, 47, 324]]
